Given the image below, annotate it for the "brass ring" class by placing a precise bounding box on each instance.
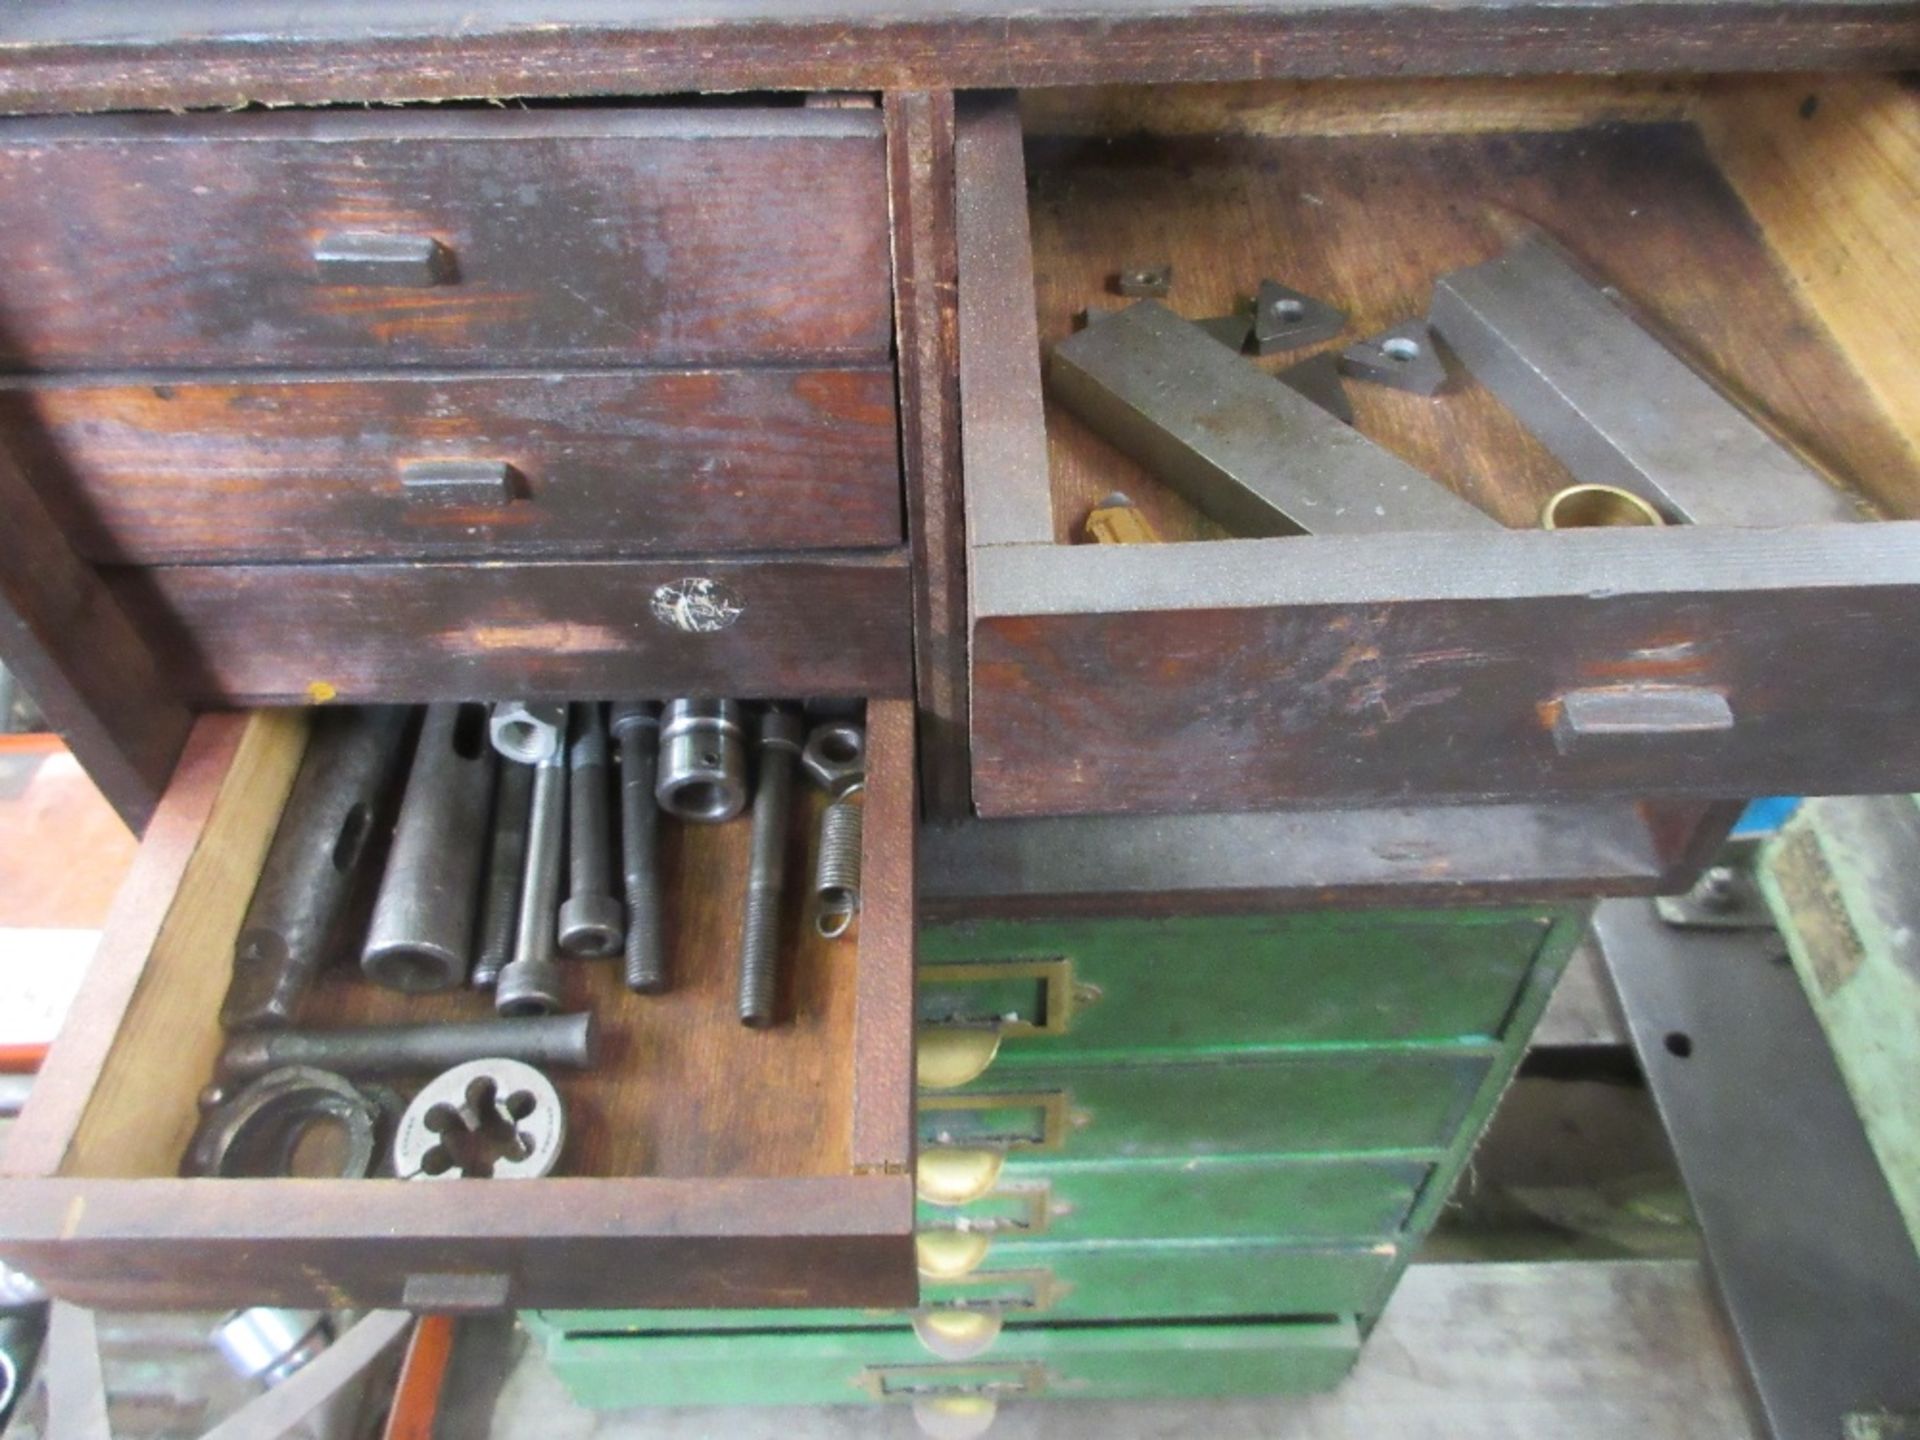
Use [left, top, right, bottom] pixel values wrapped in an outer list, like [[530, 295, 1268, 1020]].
[[1540, 484, 1666, 529]]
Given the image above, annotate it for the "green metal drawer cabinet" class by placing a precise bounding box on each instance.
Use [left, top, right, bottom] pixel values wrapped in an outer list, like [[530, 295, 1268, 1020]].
[[532, 899, 1584, 1415]]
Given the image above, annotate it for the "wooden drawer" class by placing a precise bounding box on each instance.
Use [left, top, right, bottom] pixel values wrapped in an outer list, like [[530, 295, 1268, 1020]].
[[954, 78, 1920, 818], [538, 1315, 1360, 1408], [0, 700, 918, 1312], [0, 108, 892, 371], [4, 368, 902, 563], [917, 908, 1565, 1062], [104, 554, 913, 707]]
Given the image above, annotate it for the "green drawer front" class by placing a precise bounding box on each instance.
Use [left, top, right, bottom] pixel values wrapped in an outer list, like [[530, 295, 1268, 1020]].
[[918, 1153, 1430, 1244], [542, 1316, 1360, 1409], [919, 1049, 1491, 1160], [920, 910, 1555, 1057], [530, 1239, 1396, 1335]]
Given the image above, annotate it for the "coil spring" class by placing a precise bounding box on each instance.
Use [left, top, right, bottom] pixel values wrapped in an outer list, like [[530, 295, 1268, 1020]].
[[813, 784, 865, 939]]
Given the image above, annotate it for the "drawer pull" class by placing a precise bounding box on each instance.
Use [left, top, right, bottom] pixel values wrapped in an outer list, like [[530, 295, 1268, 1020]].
[[916, 1148, 1005, 1207], [314, 232, 457, 287], [917, 1027, 1002, 1090], [399, 460, 524, 505], [916, 958, 1083, 1037], [401, 1272, 510, 1310], [859, 1362, 1044, 1402], [912, 1309, 1004, 1362], [916, 1230, 993, 1280], [922, 1265, 1066, 1317], [919, 1091, 1071, 1152], [1552, 686, 1734, 755]]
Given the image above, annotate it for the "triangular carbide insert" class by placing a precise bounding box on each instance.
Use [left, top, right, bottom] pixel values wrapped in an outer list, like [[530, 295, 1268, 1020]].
[[1276, 351, 1353, 425], [1252, 279, 1346, 354], [1339, 320, 1448, 396]]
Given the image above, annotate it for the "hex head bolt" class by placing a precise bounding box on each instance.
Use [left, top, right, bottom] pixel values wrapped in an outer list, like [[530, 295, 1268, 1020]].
[[738, 707, 805, 1028], [471, 756, 535, 990], [557, 702, 625, 958], [361, 703, 498, 994], [494, 744, 568, 1016], [610, 702, 668, 993]]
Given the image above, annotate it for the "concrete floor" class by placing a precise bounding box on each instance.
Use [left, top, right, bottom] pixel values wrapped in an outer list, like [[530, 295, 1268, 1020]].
[[474, 1260, 1758, 1439]]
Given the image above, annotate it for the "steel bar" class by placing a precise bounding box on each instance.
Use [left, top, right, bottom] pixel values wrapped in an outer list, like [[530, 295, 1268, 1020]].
[[1597, 898, 1920, 1438], [558, 702, 623, 957], [493, 744, 568, 1016], [217, 1013, 596, 1082], [362, 703, 497, 993], [1430, 237, 1862, 527], [610, 702, 667, 994], [471, 757, 535, 990], [1049, 300, 1496, 537], [738, 707, 802, 1027], [221, 705, 409, 1029]]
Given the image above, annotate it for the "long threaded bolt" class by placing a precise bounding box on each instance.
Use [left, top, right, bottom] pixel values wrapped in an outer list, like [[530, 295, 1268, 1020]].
[[471, 756, 536, 989], [738, 706, 804, 1028], [610, 701, 667, 993], [494, 746, 567, 1017], [558, 702, 624, 958]]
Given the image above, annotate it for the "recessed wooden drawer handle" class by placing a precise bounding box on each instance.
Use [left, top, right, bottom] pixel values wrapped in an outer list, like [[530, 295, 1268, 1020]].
[[399, 460, 523, 505], [1552, 685, 1734, 755], [314, 232, 457, 286]]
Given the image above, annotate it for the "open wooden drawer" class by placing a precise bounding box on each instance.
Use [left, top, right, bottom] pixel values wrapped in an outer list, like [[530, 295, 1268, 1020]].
[[0, 700, 918, 1312], [955, 77, 1920, 819]]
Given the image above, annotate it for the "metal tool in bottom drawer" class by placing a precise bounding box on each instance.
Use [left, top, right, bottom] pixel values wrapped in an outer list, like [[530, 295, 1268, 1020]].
[[392, 1058, 566, 1180], [221, 706, 410, 1030], [1049, 299, 1496, 537], [363, 702, 498, 994], [1429, 235, 1865, 529]]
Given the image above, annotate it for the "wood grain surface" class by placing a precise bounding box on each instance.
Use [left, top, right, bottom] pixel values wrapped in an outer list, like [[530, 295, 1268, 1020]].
[[886, 91, 971, 819], [0, 108, 892, 371], [5, 367, 902, 563], [110, 554, 914, 705], [971, 525, 1920, 814], [1022, 122, 1918, 539], [1, 713, 255, 1181], [0, 2, 1913, 116], [1698, 75, 1920, 492], [0, 442, 190, 830]]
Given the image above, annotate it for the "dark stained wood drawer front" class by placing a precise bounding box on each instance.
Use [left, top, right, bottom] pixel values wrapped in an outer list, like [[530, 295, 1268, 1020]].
[[954, 83, 1920, 819], [0, 702, 918, 1311], [5, 368, 902, 563], [0, 108, 892, 371]]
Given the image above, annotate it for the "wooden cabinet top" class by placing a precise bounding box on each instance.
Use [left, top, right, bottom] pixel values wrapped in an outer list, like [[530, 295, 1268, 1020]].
[[0, 0, 1915, 115]]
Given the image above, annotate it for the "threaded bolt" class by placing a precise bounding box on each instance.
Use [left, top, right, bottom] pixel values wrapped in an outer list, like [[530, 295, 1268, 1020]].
[[610, 701, 667, 993], [739, 706, 804, 1028]]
